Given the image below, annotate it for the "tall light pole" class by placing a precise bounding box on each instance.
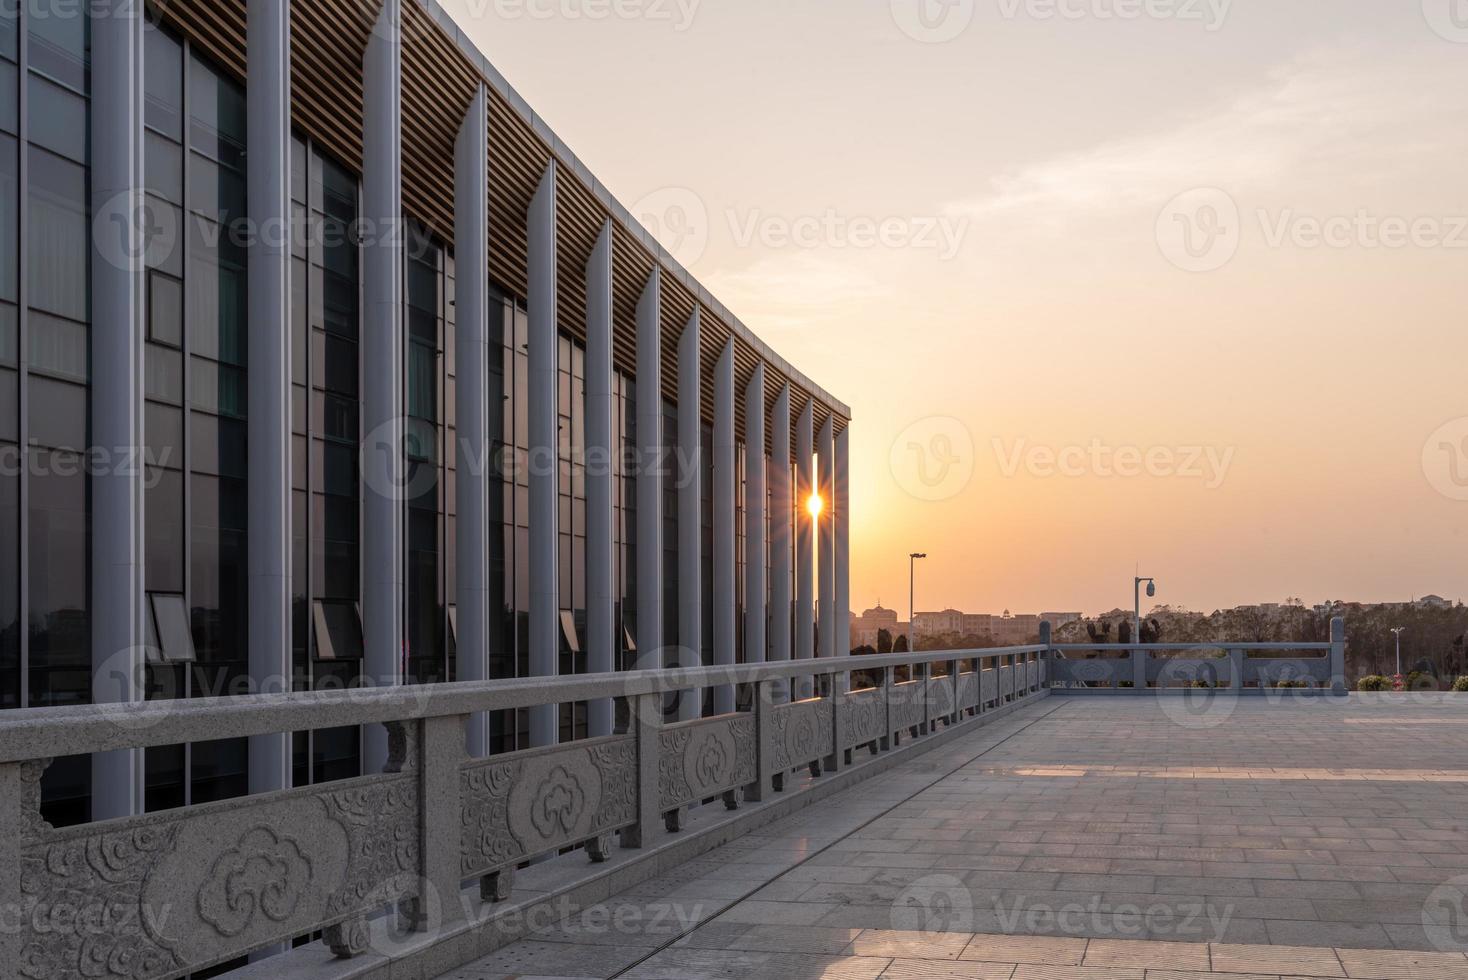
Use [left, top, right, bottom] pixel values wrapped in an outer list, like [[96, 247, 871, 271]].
[[908, 553, 927, 654], [1134, 576, 1156, 647], [1391, 626, 1406, 676]]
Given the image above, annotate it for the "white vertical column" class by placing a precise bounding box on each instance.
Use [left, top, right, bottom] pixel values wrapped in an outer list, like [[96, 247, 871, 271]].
[[90, 0, 146, 819], [795, 401, 814, 698], [634, 272, 662, 672], [361, 0, 405, 773], [585, 221, 615, 736], [835, 424, 851, 661], [528, 163, 559, 747], [246, 0, 293, 795], [454, 86, 489, 758], [769, 385, 792, 702], [712, 339, 735, 715], [744, 365, 766, 670], [818, 415, 835, 663], [676, 309, 701, 721]]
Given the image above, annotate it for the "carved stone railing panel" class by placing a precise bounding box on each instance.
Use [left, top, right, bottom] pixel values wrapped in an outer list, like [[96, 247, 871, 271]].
[[1026, 660, 1038, 690], [889, 681, 925, 731], [460, 735, 638, 879], [840, 690, 886, 750], [1001, 665, 1016, 700], [770, 700, 833, 772], [1243, 657, 1329, 687], [1051, 657, 1122, 686], [926, 676, 954, 719], [657, 714, 757, 812], [980, 668, 997, 705], [14, 768, 418, 980], [1147, 656, 1232, 687], [957, 672, 979, 712]]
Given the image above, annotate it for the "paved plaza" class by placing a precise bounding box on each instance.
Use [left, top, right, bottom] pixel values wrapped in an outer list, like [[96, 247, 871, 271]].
[[441, 694, 1468, 979]]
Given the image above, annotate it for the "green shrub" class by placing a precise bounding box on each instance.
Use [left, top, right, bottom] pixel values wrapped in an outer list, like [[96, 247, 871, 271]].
[[1357, 675, 1390, 692], [1274, 680, 1307, 689], [1453, 676, 1468, 693], [1406, 671, 1439, 692]]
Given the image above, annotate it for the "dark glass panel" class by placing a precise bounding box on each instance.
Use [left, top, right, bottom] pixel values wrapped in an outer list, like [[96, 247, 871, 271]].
[[0, 134, 16, 304], [0, 62, 14, 135], [40, 754, 90, 828], [144, 466, 184, 593], [0, 1, 15, 63], [26, 147, 88, 323], [27, 3, 87, 91], [144, 130, 183, 204], [189, 736, 247, 804], [28, 457, 89, 707], [144, 742, 186, 812], [143, 21, 182, 140], [187, 53, 244, 168], [148, 271, 182, 347], [27, 73, 86, 162], [0, 440, 16, 709]]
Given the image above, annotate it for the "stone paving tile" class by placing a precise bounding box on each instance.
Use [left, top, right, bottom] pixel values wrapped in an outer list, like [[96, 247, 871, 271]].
[[1082, 939, 1211, 971]]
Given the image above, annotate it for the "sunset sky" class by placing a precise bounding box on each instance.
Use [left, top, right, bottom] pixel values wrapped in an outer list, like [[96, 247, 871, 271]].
[[443, 0, 1468, 617]]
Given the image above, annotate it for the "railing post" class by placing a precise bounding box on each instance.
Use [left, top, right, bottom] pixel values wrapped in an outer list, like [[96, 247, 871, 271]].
[[1229, 649, 1244, 691], [623, 691, 662, 848], [750, 678, 776, 801], [0, 760, 34, 970], [883, 665, 896, 748], [826, 670, 846, 773], [1040, 622, 1052, 691], [1132, 646, 1147, 691], [1330, 616, 1347, 695], [403, 715, 467, 933], [921, 658, 934, 735], [949, 658, 961, 722]]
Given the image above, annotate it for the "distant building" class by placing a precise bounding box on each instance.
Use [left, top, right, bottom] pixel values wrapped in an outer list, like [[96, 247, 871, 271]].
[[1042, 611, 1083, 629], [853, 604, 900, 648], [1417, 595, 1453, 609]]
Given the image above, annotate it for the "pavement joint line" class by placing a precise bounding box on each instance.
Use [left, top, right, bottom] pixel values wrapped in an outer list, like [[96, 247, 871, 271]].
[[603, 696, 1073, 979]]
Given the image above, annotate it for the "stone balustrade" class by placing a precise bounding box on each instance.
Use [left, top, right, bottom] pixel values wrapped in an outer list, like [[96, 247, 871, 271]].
[[0, 645, 1049, 980]]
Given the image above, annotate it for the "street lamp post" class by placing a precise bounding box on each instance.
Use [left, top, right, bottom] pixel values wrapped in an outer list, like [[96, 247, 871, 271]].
[[1391, 626, 1406, 677], [1134, 576, 1156, 647], [908, 553, 927, 655]]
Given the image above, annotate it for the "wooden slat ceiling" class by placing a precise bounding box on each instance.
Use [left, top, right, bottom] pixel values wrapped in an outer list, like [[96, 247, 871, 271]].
[[150, 0, 847, 444]]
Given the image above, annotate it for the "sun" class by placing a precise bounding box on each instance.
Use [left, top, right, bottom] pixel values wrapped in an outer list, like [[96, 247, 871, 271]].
[[806, 494, 824, 519]]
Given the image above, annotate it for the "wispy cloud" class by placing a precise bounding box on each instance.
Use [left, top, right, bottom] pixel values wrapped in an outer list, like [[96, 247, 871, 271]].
[[702, 251, 892, 334], [947, 45, 1468, 222]]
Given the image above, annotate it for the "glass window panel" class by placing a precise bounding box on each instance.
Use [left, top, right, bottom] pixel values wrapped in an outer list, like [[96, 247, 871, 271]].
[[144, 743, 185, 812], [26, 147, 87, 323], [0, 61, 16, 135], [143, 22, 182, 140], [27, 73, 86, 163], [189, 737, 248, 805], [312, 600, 363, 661], [27, 310, 87, 382], [150, 593, 196, 663], [27, 5, 88, 92], [0, 2, 16, 63], [0, 135, 15, 304], [148, 271, 182, 347], [0, 446, 16, 709], [27, 374, 86, 451], [143, 343, 182, 404], [144, 466, 184, 593], [28, 459, 90, 708], [187, 54, 245, 167], [145, 130, 183, 204], [187, 150, 245, 226]]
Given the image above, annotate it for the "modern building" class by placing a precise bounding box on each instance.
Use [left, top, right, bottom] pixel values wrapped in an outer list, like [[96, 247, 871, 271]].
[[0, 0, 850, 832]]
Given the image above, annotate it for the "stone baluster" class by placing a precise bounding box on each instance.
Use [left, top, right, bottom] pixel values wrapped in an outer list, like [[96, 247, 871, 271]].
[[403, 716, 468, 932], [624, 692, 663, 848]]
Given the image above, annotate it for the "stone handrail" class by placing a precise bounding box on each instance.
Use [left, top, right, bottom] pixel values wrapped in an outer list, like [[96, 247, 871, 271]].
[[0, 645, 1047, 980], [1046, 616, 1347, 693]]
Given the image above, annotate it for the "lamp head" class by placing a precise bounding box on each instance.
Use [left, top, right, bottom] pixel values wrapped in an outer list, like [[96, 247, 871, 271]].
[[1146, 581, 1156, 598]]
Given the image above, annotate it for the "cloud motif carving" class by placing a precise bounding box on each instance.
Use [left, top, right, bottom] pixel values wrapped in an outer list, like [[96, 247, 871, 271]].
[[198, 827, 313, 938], [531, 766, 586, 839]]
